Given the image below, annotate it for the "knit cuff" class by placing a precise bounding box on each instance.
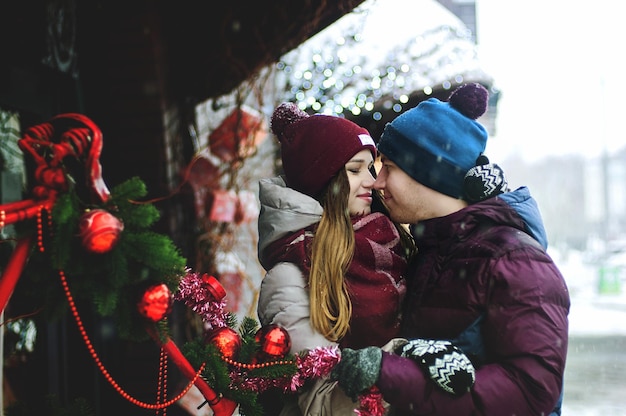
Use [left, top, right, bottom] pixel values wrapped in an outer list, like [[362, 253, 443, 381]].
[[377, 352, 434, 413]]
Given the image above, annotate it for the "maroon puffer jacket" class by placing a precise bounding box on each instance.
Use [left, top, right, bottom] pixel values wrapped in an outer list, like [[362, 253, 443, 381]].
[[377, 194, 570, 415]]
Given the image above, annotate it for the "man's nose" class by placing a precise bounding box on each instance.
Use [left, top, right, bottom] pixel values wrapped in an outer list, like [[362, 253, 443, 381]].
[[373, 173, 385, 190]]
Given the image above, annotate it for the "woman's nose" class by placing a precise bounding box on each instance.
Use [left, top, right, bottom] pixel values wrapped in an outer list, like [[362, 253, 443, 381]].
[[363, 171, 376, 187]]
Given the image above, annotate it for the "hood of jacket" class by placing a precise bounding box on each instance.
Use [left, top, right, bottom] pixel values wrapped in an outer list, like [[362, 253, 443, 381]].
[[498, 186, 548, 249], [257, 176, 323, 270]]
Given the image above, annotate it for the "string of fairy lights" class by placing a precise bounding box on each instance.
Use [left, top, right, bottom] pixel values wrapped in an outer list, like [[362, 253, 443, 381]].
[[278, 23, 490, 119]]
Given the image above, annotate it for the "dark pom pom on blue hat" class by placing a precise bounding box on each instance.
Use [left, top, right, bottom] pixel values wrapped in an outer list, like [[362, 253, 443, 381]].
[[449, 83, 489, 120]]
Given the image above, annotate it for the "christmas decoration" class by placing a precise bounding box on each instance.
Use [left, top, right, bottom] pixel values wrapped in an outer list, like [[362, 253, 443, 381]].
[[254, 324, 291, 360], [175, 270, 229, 328], [205, 327, 242, 360], [0, 113, 240, 416], [184, 155, 220, 219], [202, 273, 227, 301], [137, 283, 173, 322], [208, 106, 267, 162], [208, 189, 239, 222], [176, 284, 386, 416], [78, 208, 124, 253], [214, 250, 249, 315], [17, 113, 111, 203], [34, 166, 68, 194], [356, 387, 386, 416], [234, 189, 259, 224], [43, 176, 186, 340]]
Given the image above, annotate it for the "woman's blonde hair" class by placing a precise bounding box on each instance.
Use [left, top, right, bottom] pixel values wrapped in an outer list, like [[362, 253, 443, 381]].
[[309, 170, 354, 341]]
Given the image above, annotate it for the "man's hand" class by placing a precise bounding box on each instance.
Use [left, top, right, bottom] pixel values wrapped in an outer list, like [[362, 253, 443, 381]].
[[399, 339, 476, 395], [330, 347, 383, 400]]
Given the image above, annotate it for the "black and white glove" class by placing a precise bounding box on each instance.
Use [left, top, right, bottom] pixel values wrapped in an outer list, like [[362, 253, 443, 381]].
[[398, 339, 476, 395]]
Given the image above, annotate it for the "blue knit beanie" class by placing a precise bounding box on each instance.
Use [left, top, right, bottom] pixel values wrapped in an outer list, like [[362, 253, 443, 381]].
[[377, 83, 489, 199]]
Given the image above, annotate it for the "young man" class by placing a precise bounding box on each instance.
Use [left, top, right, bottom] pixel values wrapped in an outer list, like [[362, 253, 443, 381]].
[[331, 83, 570, 415]]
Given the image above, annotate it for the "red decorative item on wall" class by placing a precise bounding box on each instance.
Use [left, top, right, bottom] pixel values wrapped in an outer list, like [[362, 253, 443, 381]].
[[208, 106, 267, 162], [208, 189, 238, 222], [205, 327, 242, 360], [184, 156, 220, 219], [216, 271, 242, 314], [137, 283, 173, 322], [78, 209, 124, 253], [234, 190, 259, 224]]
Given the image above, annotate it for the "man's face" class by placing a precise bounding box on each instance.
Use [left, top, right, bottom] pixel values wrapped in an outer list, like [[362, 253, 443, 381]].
[[374, 155, 442, 224]]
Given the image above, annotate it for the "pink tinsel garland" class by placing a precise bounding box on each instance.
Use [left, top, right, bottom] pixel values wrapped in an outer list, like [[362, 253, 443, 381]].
[[356, 387, 386, 416], [175, 270, 228, 329], [175, 270, 385, 415], [291, 347, 385, 415]]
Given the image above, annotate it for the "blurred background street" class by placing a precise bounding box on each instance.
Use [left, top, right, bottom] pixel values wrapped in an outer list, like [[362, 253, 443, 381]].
[[564, 336, 626, 415], [555, 250, 626, 415]]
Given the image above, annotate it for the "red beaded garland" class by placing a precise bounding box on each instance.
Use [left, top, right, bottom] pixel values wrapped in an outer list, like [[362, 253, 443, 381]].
[[222, 355, 294, 370], [59, 270, 203, 409], [37, 206, 45, 252]]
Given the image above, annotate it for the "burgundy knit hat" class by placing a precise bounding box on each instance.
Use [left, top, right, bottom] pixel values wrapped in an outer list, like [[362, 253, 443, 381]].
[[271, 103, 376, 198]]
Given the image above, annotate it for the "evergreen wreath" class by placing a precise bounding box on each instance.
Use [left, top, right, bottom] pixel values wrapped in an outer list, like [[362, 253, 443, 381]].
[[14, 176, 186, 342]]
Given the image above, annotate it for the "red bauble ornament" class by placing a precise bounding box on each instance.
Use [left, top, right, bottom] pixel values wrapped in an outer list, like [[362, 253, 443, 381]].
[[254, 324, 291, 360], [205, 327, 241, 359], [78, 209, 124, 253], [137, 283, 173, 322]]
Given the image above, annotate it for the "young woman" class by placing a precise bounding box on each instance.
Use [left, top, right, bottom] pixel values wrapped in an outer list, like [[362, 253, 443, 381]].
[[256, 102, 413, 414]]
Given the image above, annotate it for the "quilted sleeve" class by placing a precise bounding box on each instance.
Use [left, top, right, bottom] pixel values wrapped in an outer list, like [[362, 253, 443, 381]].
[[257, 261, 335, 353]]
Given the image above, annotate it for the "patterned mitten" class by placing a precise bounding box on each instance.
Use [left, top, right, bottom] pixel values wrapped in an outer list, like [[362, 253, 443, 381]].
[[330, 347, 383, 400], [463, 154, 509, 202], [399, 339, 476, 395]]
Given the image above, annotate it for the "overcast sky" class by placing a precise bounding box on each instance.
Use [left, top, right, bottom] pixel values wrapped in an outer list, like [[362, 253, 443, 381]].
[[476, 0, 625, 162]]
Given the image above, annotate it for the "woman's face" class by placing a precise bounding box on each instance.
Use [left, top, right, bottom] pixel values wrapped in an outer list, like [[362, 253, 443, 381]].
[[345, 149, 375, 216]]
